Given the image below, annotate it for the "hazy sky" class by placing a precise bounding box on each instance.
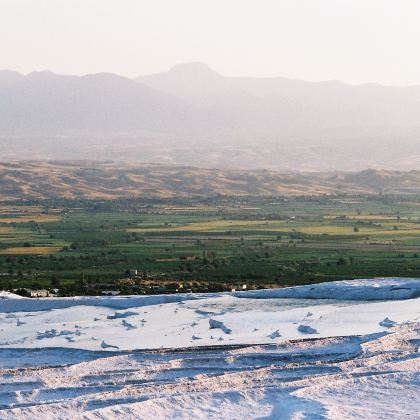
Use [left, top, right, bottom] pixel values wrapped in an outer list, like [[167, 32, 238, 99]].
[[1, 0, 420, 85]]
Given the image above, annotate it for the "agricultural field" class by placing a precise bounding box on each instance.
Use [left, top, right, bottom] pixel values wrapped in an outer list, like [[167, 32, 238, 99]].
[[1, 195, 420, 296]]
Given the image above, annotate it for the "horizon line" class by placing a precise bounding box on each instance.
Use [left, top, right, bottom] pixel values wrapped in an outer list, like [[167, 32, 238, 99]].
[[1, 63, 420, 89]]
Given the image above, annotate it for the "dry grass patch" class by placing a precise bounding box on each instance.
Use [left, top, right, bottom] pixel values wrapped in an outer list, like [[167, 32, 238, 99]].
[[128, 220, 273, 233], [0, 205, 44, 213], [0, 215, 62, 223], [0, 246, 62, 255], [0, 227, 14, 234]]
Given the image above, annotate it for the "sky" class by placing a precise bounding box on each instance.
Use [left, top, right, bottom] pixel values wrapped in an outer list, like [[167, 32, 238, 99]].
[[1, 0, 420, 85]]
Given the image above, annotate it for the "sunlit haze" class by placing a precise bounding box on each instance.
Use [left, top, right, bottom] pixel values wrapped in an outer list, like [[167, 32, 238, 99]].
[[2, 0, 420, 85]]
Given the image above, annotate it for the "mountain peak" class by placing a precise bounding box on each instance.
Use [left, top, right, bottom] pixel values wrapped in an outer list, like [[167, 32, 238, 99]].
[[27, 70, 58, 80]]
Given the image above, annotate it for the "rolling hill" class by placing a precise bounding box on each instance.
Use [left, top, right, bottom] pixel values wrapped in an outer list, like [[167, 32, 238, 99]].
[[1, 161, 419, 201]]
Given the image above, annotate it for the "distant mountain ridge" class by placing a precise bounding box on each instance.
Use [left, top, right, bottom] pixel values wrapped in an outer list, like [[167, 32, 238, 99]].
[[0, 70, 194, 135], [138, 63, 420, 130], [1, 162, 420, 201], [1, 64, 420, 170]]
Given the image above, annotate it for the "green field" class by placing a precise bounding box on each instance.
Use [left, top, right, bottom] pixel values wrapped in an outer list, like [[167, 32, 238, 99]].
[[1, 195, 420, 296]]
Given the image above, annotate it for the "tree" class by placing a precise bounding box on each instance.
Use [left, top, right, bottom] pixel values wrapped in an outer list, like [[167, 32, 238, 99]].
[[337, 257, 347, 266], [51, 277, 61, 288]]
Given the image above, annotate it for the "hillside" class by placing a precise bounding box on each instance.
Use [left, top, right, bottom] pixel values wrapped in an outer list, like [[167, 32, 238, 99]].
[[1, 162, 419, 201]]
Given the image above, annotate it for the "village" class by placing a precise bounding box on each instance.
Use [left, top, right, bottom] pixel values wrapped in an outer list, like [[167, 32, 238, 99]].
[[10, 268, 250, 298]]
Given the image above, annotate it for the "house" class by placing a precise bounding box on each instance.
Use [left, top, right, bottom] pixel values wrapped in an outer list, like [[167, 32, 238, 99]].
[[27, 289, 50, 298]]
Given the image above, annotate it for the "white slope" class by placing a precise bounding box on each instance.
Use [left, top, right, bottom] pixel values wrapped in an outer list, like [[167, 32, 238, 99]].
[[0, 324, 418, 419], [235, 277, 420, 300], [0, 278, 419, 352], [0, 291, 23, 299], [0, 278, 419, 419], [1, 277, 419, 312], [0, 294, 419, 352]]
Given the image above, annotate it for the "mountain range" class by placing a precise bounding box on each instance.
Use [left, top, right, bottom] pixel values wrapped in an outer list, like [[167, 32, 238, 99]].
[[1, 63, 420, 171]]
